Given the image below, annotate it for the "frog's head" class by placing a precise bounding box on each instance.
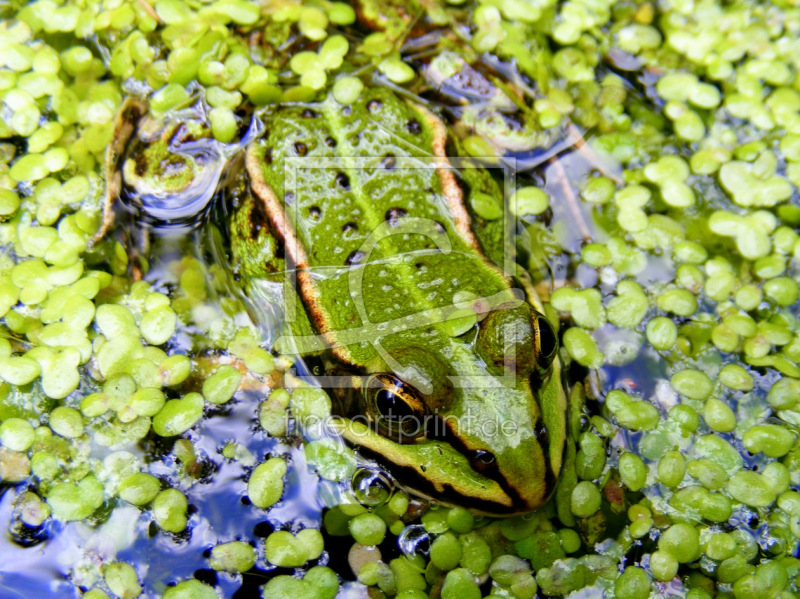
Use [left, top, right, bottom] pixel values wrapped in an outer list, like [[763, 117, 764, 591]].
[[337, 302, 567, 516]]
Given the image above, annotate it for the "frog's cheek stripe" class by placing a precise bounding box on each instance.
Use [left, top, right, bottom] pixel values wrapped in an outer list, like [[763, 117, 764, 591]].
[[352, 443, 524, 516], [339, 419, 553, 516], [370, 456, 526, 516]]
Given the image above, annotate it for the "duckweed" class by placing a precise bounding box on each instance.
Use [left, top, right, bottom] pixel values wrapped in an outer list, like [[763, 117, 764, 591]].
[[431, 532, 462, 571], [46, 475, 104, 522], [615, 566, 651, 599], [657, 451, 686, 488], [658, 523, 700, 564], [103, 562, 142, 599], [350, 512, 387, 546], [209, 541, 256, 573], [201, 364, 241, 404], [441, 568, 481, 599], [0, 417, 35, 451], [162, 580, 217, 599], [742, 424, 796, 458], [152, 392, 204, 437], [570, 481, 601, 518], [118, 473, 161, 506], [619, 452, 647, 491], [247, 457, 286, 509], [702, 398, 737, 433], [153, 488, 188, 533], [671, 369, 714, 401], [645, 316, 678, 350], [265, 528, 324, 567]]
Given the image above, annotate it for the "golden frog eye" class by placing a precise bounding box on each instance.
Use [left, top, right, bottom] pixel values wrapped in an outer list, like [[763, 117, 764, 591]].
[[533, 314, 558, 371], [364, 374, 428, 443]]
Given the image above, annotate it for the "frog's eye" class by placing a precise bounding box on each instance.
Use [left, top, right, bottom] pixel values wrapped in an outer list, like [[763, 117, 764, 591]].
[[533, 314, 558, 370], [364, 374, 428, 443]]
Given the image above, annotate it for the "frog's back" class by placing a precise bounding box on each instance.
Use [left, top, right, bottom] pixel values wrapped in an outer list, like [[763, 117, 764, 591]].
[[245, 88, 511, 365]]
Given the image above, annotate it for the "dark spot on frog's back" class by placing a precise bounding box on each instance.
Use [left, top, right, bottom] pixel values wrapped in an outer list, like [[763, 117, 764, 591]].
[[342, 222, 358, 238], [382, 154, 396, 169], [367, 99, 382, 113], [294, 142, 308, 156], [302, 109, 318, 119], [346, 250, 365, 265], [385, 207, 407, 226], [325, 136, 337, 148], [308, 206, 322, 221], [335, 172, 350, 189], [262, 147, 273, 165], [406, 119, 422, 135]]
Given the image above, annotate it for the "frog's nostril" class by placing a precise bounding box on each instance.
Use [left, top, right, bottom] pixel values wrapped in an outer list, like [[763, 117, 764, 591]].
[[469, 450, 497, 475]]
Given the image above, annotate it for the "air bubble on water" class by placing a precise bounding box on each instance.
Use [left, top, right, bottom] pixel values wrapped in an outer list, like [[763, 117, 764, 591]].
[[351, 467, 394, 508], [397, 524, 431, 557]]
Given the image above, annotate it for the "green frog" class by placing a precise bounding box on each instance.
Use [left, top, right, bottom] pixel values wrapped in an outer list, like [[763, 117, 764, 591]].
[[104, 87, 572, 516]]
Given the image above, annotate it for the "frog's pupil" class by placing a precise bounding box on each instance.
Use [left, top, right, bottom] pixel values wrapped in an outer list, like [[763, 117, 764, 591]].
[[375, 389, 416, 421]]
